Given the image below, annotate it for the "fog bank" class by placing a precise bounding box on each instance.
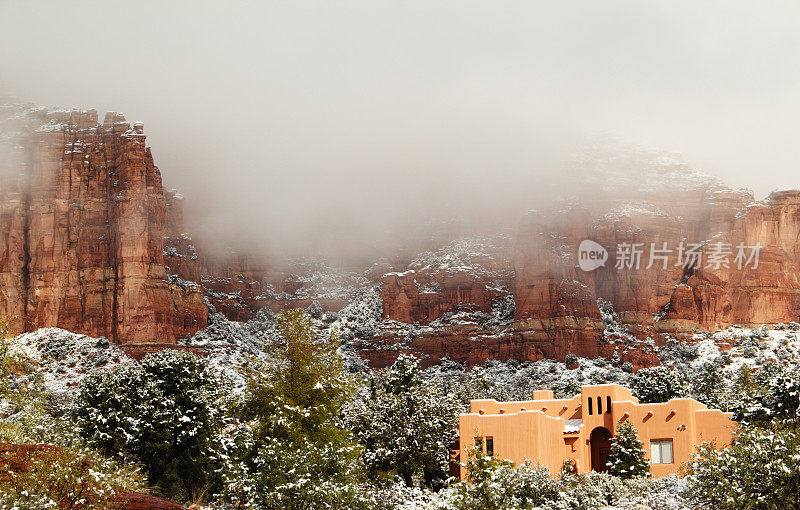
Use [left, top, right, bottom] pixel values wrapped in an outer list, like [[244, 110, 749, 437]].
[[2, 1, 800, 261]]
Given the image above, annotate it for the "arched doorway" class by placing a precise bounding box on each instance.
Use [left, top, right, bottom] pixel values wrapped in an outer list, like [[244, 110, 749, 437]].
[[589, 427, 612, 472]]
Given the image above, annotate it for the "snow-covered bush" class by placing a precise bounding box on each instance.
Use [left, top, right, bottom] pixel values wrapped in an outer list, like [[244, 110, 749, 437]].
[[0, 445, 143, 510], [333, 286, 383, 341], [306, 300, 323, 319], [658, 338, 699, 365], [614, 474, 689, 510], [73, 349, 228, 500], [0, 322, 146, 509], [490, 293, 516, 325], [0, 322, 30, 405], [344, 354, 460, 489], [630, 366, 682, 403], [686, 426, 800, 510], [735, 361, 800, 428], [436, 449, 677, 510], [443, 451, 560, 509]]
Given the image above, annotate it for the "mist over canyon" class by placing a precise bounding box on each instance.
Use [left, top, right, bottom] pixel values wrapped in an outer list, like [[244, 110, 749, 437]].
[[3, 1, 800, 263], [2, 97, 800, 373], [4, 4, 800, 508], [3, 0, 800, 368]]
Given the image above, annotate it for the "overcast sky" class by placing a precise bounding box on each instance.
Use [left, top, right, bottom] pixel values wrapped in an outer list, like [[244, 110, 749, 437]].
[[2, 1, 799, 259]]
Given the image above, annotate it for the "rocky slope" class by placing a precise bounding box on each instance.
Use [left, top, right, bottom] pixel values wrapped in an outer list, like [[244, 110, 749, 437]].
[[3, 100, 800, 368]]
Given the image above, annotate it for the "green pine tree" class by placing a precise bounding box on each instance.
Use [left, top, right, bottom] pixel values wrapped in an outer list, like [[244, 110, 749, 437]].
[[606, 421, 650, 478], [226, 309, 365, 508]]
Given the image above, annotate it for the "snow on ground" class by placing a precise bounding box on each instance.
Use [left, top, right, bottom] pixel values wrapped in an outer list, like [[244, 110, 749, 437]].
[[258, 261, 371, 302], [602, 201, 669, 221], [685, 323, 800, 375], [408, 236, 511, 279], [6, 316, 799, 405], [330, 285, 383, 341], [180, 309, 278, 393], [7, 328, 134, 396]]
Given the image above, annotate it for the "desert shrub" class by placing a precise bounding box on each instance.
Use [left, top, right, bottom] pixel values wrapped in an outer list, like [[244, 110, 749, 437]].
[[73, 349, 227, 501], [0, 445, 143, 510], [439, 450, 656, 510], [552, 376, 582, 399], [345, 354, 460, 489], [630, 366, 681, 403], [445, 450, 559, 510], [0, 322, 143, 509], [658, 339, 699, 364], [686, 427, 800, 509], [734, 362, 800, 429], [0, 317, 28, 399]]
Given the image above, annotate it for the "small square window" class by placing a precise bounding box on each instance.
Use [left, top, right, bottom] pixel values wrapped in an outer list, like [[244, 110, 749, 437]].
[[650, 440, 673, 464]]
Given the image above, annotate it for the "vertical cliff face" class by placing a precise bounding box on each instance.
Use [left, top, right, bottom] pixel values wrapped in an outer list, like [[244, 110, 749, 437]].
[[357, 155, 800, 367], [509, 183, 800, 345], [0, 103, 206, 344], [4, 99, 800, 366], [673, 189, 800, 328]]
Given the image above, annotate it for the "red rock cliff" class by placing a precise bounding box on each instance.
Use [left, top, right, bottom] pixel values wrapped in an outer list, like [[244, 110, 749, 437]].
[[0, 103, 206, 344], [358, 153, 800, 367], [4, 102, 800, 368]]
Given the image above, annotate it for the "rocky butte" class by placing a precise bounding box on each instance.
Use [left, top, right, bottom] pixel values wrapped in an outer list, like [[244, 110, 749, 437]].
[[0, 102, 207, 351], [2, 100, 800, 367]]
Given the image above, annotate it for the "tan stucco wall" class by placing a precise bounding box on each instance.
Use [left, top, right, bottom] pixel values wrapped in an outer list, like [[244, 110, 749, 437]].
[[458, 384, 735, 480]]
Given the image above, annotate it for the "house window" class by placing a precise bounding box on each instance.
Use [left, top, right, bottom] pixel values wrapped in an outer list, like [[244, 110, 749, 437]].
[[486, 437, 494, 456], [588, 397, 593, 415], [597, 396, 602, 414], [606, 396, 611, 414], [650, 440, 673, 464], [474, 437, 483, 452]]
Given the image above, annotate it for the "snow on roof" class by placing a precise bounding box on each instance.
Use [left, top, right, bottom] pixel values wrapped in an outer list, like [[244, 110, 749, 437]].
[[564, 418, 582, 433]]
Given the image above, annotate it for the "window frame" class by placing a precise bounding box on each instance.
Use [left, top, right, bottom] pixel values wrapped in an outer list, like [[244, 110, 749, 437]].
[[650, 439, 674, 465]]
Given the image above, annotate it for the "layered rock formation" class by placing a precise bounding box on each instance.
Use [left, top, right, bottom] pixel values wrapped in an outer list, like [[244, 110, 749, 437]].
[[0, 103, 206, 344], [354, 153, 800, 367], [3, 100, 800, 369]]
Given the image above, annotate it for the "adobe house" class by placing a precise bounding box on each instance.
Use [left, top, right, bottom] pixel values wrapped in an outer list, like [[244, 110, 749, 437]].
[[456, 384, 734, 479]]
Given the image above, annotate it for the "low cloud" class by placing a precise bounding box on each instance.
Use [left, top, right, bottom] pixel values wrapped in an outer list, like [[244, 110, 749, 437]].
[[2, 1, 799, 262]]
